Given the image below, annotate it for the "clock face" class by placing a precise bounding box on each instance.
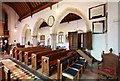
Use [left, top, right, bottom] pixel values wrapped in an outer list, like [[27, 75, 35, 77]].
[[47, 15, 55, 27]]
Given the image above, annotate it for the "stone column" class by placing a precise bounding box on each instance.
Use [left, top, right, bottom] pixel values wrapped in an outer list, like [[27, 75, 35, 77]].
[[22, 37, 26, 45], [50, 33, 57, 50], [32, 35, 37, 46]]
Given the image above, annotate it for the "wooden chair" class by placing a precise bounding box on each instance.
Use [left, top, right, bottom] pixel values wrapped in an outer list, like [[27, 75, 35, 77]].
[[98, 48, 119, 79]]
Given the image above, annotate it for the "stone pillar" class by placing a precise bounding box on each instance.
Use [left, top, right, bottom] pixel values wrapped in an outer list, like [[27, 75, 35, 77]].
[[50, 33, 57, 50], [22, 37, 26, 45], [32, 35, 37, 46]]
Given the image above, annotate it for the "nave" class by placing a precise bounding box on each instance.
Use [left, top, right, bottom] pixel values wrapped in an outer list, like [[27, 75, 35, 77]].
[[0, 47, 120, 81], [0, 1, 120, 81]]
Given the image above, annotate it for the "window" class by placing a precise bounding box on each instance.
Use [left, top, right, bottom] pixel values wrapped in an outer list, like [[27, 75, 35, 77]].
[[58, 32, 64, 43]]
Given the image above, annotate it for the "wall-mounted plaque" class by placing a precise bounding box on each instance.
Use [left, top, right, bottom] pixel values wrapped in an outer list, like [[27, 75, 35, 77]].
[[92, 20, 105, 34], [89, 4, 105, 20]]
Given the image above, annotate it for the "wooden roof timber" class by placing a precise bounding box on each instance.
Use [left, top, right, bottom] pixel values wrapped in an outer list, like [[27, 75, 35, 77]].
[[4, 2, 57, 21]]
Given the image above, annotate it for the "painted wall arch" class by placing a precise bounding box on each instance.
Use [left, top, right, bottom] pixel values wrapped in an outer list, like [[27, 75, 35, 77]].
[[52, 7, 90, 34]]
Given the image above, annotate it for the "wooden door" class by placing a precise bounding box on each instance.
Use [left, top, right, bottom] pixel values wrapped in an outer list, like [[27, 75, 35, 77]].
[[68, 32, 78, 50], [83, 31, 92, 50]]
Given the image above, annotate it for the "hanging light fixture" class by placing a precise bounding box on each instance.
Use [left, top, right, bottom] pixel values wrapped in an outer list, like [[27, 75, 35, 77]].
[[14, 27, 17, 32], [38, 32, 41, 35], [27, 26, 30, 29]]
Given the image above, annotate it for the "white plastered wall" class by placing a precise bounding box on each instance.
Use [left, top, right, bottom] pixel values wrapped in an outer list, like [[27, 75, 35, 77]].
[[4, 1, 119, 60]]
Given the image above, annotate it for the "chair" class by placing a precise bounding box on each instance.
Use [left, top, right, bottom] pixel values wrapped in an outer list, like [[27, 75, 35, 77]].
[[61, 57, 80, 80], [98, 48, 120, 79]]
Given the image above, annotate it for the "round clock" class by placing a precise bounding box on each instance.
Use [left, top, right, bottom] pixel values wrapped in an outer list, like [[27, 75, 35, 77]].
[[47, 15, 55, 27]]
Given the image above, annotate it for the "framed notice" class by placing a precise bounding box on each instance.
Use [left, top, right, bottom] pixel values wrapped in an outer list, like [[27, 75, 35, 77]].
[[89, 4, 105, 20], [92, 20, 105, 34], [40, 35, 45, 40]]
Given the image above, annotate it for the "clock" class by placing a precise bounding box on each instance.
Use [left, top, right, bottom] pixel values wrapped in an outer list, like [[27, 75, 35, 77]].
[[47, 15, 55, 27]]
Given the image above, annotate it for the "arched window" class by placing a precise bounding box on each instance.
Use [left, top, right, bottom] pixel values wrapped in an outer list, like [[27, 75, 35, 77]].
[[58, 32, 64, 43]]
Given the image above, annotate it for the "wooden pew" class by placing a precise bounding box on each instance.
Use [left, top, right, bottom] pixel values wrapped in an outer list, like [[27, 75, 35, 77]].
[[11, 45, 25, 58], [31, 49, 65, 70], [24, 48, 51, 65], [14, 47, 31, 60], [14, 46, 45, 60], [11, 48, 16, 58], [41, 50, 68, 76], [19, 47, 48, 62]]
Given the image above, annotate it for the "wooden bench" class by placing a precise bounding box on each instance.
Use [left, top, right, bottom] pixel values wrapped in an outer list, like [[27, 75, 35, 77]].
[[11, 48, 16, 58], [11, 46, 25, 58], [24, 48, 51, 65], [41, 49, 68, 76], [57, 53, 86, 80], [19, 47, 49, 62], [14, 47, 32, 60], [14, 46, 45, 60], [31, 49, 66, 70]]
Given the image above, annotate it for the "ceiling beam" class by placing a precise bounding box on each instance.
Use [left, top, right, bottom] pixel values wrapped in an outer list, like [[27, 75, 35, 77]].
[[26, 2, 33, 17], [20, 2, 57, 20]]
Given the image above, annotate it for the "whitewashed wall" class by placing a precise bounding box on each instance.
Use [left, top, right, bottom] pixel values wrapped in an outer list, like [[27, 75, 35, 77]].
[[107, 2, 118, 54], [37, 27, 51, 46], [25, 29, 32, 44], [56, 19, 86, 49], [3, 1, 119, 61], [118, 2, 120, 54]]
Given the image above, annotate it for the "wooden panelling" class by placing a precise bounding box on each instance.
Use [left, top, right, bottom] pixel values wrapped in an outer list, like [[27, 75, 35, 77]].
[[68, 32, 78, 50], [68, 31, 92, 50]]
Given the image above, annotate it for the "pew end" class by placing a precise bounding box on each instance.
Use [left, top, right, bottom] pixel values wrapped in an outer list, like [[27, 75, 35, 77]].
[[42, 56, 50, 76], [31, 54, 37, 70], [24, 52, 29, 65], [19, 51, 24, 62]]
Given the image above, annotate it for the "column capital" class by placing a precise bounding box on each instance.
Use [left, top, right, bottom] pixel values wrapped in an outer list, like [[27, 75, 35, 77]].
[[32, 35, 37, 38], [50, 33, 57, 36]]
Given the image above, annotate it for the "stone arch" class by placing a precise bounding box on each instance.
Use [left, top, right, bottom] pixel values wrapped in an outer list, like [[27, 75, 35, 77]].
[[22, 24, 30, 37], [51, 7, 91, 50], [32, 18, 45, 36], [52, 7, 90, 33], [21, 24, 30, 44], [32, 18, 46, 46]]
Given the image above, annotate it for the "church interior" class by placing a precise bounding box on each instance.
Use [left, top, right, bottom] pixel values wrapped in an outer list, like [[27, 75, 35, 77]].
[[0, 0, 120, 81]]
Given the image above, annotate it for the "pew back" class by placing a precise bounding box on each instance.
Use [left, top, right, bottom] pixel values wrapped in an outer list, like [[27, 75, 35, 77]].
[[31, 49, 66, 70], [41, 49, 68, 76], [14, 46, 46, 60], [24, 48, 51, 65]]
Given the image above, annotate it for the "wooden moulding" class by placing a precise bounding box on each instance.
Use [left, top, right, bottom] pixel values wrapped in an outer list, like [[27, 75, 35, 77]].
[[15, 50, 18, 60], [42, 56, 49, 76], [31, 54, 37, 69], [12, 48, 15, 58], [24, 52, 29, 65], [19, 51, 23, 62]]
